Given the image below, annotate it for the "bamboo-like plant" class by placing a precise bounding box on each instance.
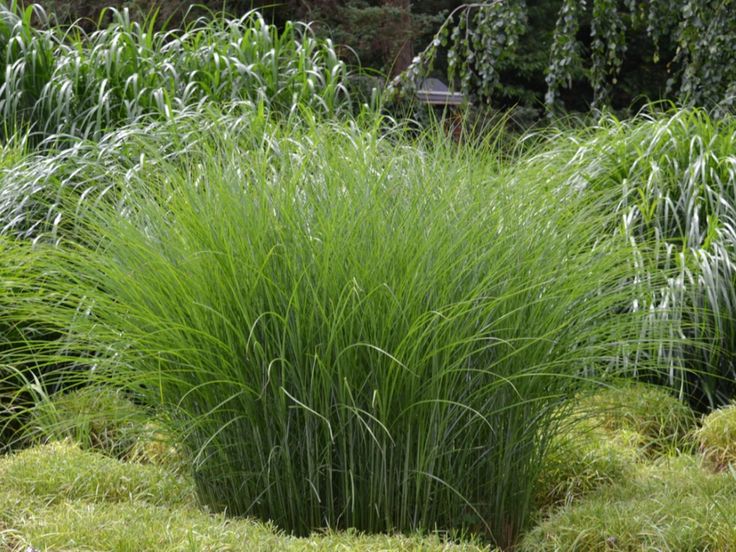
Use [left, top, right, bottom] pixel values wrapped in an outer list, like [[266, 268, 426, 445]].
[[521, 108, 736, 407], [0, 2, 350, 144]]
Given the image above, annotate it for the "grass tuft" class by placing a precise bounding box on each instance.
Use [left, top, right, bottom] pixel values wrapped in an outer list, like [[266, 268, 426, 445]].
[[522, 455, 736, 551], [575, 382, 696, 453], [0, 440, 193, 506], [536, 421, 641, 511], [694, 404, 736, 471], [24, 385, 180, 465]]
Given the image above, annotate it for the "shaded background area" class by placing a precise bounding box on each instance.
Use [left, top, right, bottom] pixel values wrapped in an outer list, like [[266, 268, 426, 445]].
[[21, 0, 677, 118]]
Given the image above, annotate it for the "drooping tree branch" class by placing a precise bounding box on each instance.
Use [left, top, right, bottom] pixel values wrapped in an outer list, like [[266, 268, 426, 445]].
[[388, 0, 736, 114]]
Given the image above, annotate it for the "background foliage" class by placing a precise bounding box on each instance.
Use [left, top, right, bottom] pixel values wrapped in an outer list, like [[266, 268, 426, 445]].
[[18, 1, 736, 117], [391, 0, 734, 116], [0, 2, 349, 144]]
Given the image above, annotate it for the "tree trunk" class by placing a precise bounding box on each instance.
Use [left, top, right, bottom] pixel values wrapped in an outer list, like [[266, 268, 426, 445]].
[[383, 0, 413, 77]]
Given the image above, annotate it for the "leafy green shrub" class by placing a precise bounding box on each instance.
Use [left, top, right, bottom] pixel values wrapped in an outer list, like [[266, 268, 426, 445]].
[[6, 109, 687, 548], [0, 2, 349, 145], [522, 455, 736, 551], [392, 1, 736, 116], [694, 404, 736, 471]]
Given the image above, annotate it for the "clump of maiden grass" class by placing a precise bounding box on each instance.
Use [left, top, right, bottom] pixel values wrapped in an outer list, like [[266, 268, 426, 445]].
[[0, 2, 349, 145], [6, 111, 685, 549]]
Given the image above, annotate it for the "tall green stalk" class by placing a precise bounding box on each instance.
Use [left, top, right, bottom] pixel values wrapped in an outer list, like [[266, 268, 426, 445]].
[[521, 108, 736, 407]]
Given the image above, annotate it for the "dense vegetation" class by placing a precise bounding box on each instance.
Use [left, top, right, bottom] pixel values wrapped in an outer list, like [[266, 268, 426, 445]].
[[16, 1, 736, 117], [390, 0, 736, 117], [6, 386, 736, 551], [1, 2, 736, 551], [0, 3, 349, 144]]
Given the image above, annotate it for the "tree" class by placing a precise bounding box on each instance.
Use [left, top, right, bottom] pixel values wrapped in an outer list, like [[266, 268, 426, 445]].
[[545, 0, 736, 114], [389, 0, 736, 115], [286, 1, 445, 76]]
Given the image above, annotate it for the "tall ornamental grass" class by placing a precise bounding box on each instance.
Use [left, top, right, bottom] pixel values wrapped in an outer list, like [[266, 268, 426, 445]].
[[522, 109, 736, 407], [2, 112, 683, 548], [0, 2, 349, 144]]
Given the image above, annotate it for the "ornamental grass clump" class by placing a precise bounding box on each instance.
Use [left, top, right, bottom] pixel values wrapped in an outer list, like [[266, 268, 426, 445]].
[[3, 111, 686, 549], [523, 108, 736, 407], [0, 2, 349, 145]]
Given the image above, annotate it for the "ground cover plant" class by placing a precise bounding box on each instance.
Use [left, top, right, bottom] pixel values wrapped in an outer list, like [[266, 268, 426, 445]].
[[570, 382, 696, 453], [23, 385, 178, 463], [1, 441, 492, 551], [523, 452, 736, 551], [526, 387, 736, 551], [535, 382, 697, 510], [695, 403, 736, 470]]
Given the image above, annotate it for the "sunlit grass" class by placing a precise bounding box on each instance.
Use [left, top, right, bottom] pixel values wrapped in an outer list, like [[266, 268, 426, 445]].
[[522, 454, 736, 551], [694, 403, 736, 471], [0, 441, 490, 552]]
